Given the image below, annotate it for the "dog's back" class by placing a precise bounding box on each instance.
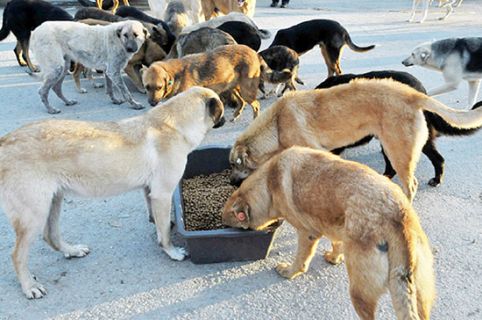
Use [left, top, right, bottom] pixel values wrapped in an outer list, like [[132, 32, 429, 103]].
[[74, 7, 125, 22], [431, 38, 482, 72], [217, 21, 261, 51]]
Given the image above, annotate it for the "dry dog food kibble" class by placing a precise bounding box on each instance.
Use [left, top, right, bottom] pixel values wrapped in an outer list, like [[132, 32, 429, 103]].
[[182, 170, 237, 231]]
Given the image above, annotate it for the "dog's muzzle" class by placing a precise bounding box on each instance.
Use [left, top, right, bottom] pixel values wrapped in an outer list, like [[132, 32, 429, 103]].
[[213, 116, 226, 129], [402, 58, 413, 67], [126, 41, 138, 53], [230, 174, 244, 186], [148, 97, 159, 107]]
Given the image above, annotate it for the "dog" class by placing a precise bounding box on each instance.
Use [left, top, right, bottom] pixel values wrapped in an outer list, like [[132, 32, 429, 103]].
[[316, 70, 482, 187], [0, 0, 73, 73], [148, 0, 203, 24], [73, 18, 168, 94], [408, 0, 463, 23], [202, 0, 256, 20], [270, 0, 289, 8], [223, 146, 436, 320], [163, 0, 191, 36], [166, 27, 236, 59], [269, 19, 375, 78], [217, 21, 261, 51], [30, 20, 147, 113], [75, 7, 126, 22], [229, 79, 482, 201], [403, 38, 482, 108], [181, 12, 271, 40], [143, 44, 292, 120], [96, 0, 130, 13], [0, 86, 225, 299], [258, 45, 303, 98]]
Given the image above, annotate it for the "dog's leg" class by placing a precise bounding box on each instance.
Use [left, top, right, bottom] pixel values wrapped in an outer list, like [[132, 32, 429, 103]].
[[112, 0, 120, 13], [39, 66, 66, 114], [327, 45, 343, 75], [324, 240, 344, 265], [105, 73, 124, 105], [14, 41, 27, 67], [468, 80, 481, 108], [144, 186, 155, 223], [345, 240, 386, 320], [72, 63, 88, 94], [381, 148, 397, 179], [231, 90, 247, 122], [440, 3, 454, 20], [320, 45, 335, 78], [19, 38, 39, 74], [276, 230, 320, 280], [124, 63, 147, 94], [427, 81, 459, 97], [408, 0, 420, 22], [420, 0, 430, 23], [52, 61, 77, 106], [107, 70, 144, 109], [422, 137, 445, 187]]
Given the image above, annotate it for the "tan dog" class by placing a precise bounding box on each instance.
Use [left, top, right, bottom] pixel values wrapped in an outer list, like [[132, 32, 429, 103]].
[[143, 44, 290, 120], [202, 0, 256, 20], [229, 79, 482, 201], [223, 146, 436, 320], [0, 87, 225, 299]]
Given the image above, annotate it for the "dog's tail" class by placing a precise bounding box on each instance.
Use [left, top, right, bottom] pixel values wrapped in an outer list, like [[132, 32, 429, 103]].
[[385, 208, 435, 320], [426, 101, 482, 136], [0, 2, 11, 42], [258, 54, 292, 84], [345, 33, 375, 52], [257, 29, 271, 40], [421, 96, 482, 130]]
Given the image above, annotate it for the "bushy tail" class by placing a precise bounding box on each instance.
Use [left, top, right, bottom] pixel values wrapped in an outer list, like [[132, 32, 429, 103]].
[[258, 55, 292, 84], [386, 209, 435, 320], [257, 29, 271, 40], [422, 96, 482, 129], [0, 3, 11, 41], [345, 33, 375, 52]]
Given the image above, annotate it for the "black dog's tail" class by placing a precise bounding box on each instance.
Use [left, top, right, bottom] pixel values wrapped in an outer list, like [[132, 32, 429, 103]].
[[0, 2, 11, 41], [427, 100, 482, 136], [345, 34, 375, 52], [257, 29, 271, 40]]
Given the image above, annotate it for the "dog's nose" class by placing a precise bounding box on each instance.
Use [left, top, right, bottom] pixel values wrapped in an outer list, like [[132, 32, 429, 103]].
[[148, 98, 158, 107], [230, 176, 243, 186], [402, 59, 412, 66], [213, 116, 226, 128]]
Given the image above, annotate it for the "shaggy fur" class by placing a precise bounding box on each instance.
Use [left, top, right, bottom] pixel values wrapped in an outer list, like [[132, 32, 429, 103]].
[[0, 0, 73, 73], [0, 87, 225, 299], [31, 20, 147, 113], [229, 79, 482, 201], [223, 146, 436, 320], [316, 70, 482, 186]]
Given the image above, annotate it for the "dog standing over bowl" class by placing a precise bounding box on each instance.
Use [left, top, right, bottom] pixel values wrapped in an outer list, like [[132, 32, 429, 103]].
[[223, 146, 435, 320], [0, 87, 225, 299]]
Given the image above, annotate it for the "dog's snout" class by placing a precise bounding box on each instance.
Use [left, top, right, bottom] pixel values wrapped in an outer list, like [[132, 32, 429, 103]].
[[230, 175, 243, 186], [402, 59, 413, 67], [148, 98, 158, 106], [126, 41, 138, 53], [213, 116, 226, 128]]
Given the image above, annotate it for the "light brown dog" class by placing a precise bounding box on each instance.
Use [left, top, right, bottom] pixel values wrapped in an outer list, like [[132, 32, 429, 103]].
[[0, 87, 225, 299], [223, 146, 436, 320], [202, 0, 256, 20], [143, 44, 290, 120], [229, 79, 482, 201]]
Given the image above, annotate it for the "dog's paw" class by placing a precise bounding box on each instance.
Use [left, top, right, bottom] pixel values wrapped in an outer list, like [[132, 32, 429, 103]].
[[111, 98, 125, 105], [130, 101, 145, 110], [275, 263, 298, 279], [65, 100, 78, 106], [23, 280, 47, 299], [165, 246, 187, 261], [64, 244, 90, 259], [47, 107, 61, 114], [323, 251, 344, 265], [79, 88, 88, 94], [93, 83, 104, 89], [428, 177, 441, 187]]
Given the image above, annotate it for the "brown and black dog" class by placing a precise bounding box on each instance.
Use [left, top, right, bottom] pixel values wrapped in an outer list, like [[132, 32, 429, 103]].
[[229, 79, 482, 201], [142, 44, 291, 121], [269, 19, 375, 78], [223, 146, 436, 320]]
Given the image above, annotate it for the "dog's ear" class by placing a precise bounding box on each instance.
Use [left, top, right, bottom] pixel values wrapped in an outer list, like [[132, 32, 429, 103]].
[[420, 50, 430, 62], [207, 97, 224, 123], [143, 27, 150, 39], [116, 25, 123, 38]]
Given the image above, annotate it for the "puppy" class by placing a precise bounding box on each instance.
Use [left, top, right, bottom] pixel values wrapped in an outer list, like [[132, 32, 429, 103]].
[[316, 70, 482, 187], [96, 0, 130, 13], [223, 146, 435, 320], [166, 27, 236, 59], [403, 38, 482, 108], [164, 0, 191, 36], [0, 0, 73, 73], [229, 79, 482, 201], [143, 44, 290, 120], [181, 12, 270, 40], [217, 21, 261, 51], [31, 20, 147, 113], [269, 19, 375, 78], [202, 0, 256, 20], [258, 45, 303, 98], [408, 0, 463, 23], [0, 86, 225, 299]]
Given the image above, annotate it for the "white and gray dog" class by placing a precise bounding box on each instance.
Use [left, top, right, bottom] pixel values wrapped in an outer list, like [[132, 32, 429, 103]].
[[31, 20, 147, 114]]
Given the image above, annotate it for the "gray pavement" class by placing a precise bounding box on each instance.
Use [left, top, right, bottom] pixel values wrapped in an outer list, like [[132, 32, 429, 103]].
[[0, 1, 481, 319]]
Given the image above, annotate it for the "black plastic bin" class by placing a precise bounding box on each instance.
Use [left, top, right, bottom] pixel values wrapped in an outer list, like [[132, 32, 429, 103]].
[[173, 145, 277, 264]]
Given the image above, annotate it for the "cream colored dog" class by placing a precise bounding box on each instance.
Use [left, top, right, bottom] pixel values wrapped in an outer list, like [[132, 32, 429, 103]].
[[202, 0, 256, 20], [0, 87, 225, 299], [229, 79, 482, 202], [223, 146, 436, 320]]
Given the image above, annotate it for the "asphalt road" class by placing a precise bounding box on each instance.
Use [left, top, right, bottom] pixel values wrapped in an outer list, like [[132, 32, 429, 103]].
[[0, 1, 481, 319]]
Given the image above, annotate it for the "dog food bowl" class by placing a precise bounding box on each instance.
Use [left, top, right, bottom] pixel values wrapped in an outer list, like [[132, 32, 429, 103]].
[[173, 145, 278, 264]]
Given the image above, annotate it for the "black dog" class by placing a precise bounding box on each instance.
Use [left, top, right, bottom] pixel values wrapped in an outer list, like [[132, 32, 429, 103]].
[[115, 6, 175, 54], [316, 70, 482, 186], [269, 19, 375, 78], [217, 21, 261, 51], [0, 0, 73, 73]]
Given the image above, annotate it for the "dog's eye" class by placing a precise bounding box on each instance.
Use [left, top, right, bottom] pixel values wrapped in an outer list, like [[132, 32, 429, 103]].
[[133, 32, 138, 38], [145, 85, 151, 91]]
